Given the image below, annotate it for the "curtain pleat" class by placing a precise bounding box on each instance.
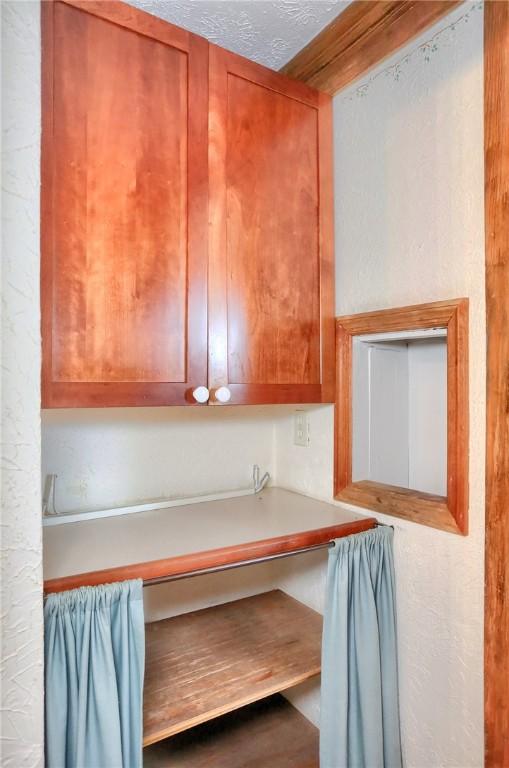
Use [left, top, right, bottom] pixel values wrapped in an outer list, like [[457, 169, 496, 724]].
[[320, 526, 402, 768], [44, 579, 145, 768]]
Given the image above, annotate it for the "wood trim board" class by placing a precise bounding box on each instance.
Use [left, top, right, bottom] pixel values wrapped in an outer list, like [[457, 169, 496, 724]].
[[281, 0, 464, 95], [484, 2, 509, 764], [334, 299, 469, 534]]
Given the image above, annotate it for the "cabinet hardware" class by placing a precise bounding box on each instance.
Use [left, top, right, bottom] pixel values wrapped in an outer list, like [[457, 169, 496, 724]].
[[213, 386, 232, 404], [192, 386, 210, 403]]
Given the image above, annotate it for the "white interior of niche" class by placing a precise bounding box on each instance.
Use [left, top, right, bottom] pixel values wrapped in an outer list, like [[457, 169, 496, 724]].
[[352, 327, 447, 496]]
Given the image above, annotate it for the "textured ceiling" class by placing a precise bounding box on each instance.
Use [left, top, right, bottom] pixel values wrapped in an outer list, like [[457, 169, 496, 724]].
[[126, 0, 350, 70]]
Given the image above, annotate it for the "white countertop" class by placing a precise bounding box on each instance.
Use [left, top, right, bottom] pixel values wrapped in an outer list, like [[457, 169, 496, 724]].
[[43, 487, 375, 589]]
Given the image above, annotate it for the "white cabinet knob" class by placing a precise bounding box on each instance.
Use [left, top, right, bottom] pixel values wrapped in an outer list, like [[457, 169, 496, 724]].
[[214, 386, 231, 403], [192, 386, 210, 404]]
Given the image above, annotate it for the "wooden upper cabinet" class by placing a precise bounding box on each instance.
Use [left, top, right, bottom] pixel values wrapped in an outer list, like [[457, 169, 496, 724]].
[[41, 0, 209, 407], [208, 47, 335, 405], [41, 1, 334, 408]]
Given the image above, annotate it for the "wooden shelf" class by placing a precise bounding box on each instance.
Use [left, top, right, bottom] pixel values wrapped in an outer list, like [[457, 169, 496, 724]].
[[43, 487, 376, 593], [143, 590, 322, 747], [144, 695, 319, 768]]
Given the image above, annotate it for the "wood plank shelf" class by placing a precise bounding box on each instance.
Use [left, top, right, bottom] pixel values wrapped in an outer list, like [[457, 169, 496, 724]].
[[144, 695, 319, 768], [143, 591, 322, 747], [43, 488, 376, 593]]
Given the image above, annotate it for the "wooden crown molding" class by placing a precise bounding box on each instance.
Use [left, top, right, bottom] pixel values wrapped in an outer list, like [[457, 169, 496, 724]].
[[281, 0, 464, 95], [334, 299, 469, 535]]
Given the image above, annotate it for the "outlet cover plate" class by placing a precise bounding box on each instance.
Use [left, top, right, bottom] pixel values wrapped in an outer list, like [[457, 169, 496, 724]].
[[294, 411, 309, 447]]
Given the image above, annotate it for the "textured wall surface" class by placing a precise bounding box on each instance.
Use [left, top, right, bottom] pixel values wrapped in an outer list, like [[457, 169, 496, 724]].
[[42, 406, 278, 513], [1, 2, 44, 766], [126, 0, 348, 69], [275, 4, 486, 766]]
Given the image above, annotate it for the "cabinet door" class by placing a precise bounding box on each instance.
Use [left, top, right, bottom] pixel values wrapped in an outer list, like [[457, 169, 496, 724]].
[[41, 1, 208, 407], [208, 46, 335, 405]]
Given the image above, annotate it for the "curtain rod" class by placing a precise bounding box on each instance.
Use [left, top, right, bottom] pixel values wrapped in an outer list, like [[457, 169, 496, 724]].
[[142, 522, 392, 588], [43, 522, 392, 595], [42, 542, 335, 598], [142, 541, 335, 586]]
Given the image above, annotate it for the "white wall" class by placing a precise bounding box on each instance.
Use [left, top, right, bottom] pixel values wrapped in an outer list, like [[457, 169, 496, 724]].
[[353, 340, 410, 487], [42, 406, 277, 513], [42, 407, 282, 626], [1, 3, 44, 766], [275, 4, 485, 766], [352, 337, 447, 494], [408, 339, 447, 495]]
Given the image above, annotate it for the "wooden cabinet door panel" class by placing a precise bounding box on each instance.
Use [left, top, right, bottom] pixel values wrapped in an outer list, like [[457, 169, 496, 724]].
[[42, 1, 208, 407], [209, 47, 335, 405]]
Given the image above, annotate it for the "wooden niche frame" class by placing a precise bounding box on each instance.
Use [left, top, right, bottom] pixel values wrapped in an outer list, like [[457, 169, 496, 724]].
[[334, 298, 469, 534]]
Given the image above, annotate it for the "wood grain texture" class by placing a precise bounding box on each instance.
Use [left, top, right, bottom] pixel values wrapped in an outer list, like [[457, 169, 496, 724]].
[[225, 71, 320, 386], [339, 481, 460, 534], [334, 322, 352, 492], [334, 299, 469, 534], [281, 0, 463, 95], [57, 0, 193, 51], [42, 2, 335, 408], [143, 591, 322, 746], [484, 2, 509, 764], [41, 1, 209, 407], [318, 91, 336, 403], [336, 298, 465, 335], [208, 45, 335, 404], [143, 695, 318, 768], [43, 516, 375, 594]]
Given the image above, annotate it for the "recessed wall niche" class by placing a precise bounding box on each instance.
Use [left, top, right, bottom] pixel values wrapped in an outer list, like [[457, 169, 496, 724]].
[[335, 299, 469, 534], [352, 328, 447, 496]]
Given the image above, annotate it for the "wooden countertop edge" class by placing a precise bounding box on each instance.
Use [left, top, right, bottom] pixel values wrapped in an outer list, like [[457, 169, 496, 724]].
[[43, 516, 376, 594]]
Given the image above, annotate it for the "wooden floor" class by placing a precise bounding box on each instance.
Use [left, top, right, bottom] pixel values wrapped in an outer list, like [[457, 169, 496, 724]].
[[144, 695, 319, 768], [143, 590, 322, 746]]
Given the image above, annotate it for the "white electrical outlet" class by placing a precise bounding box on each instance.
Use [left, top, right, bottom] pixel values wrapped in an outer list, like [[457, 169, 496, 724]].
[[293, 411, 309, 447]]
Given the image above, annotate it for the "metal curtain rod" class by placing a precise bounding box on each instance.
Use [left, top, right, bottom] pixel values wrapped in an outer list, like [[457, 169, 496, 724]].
[[142, 522, 392, 588], [43, 522, 392, 595], [42, 543, 334, 598], [143, 541, 335, 587]]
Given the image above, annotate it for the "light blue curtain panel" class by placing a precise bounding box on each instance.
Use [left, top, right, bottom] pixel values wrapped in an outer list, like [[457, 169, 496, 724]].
[[44, 579, 145, 768], [320, 526, 402, 768]]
